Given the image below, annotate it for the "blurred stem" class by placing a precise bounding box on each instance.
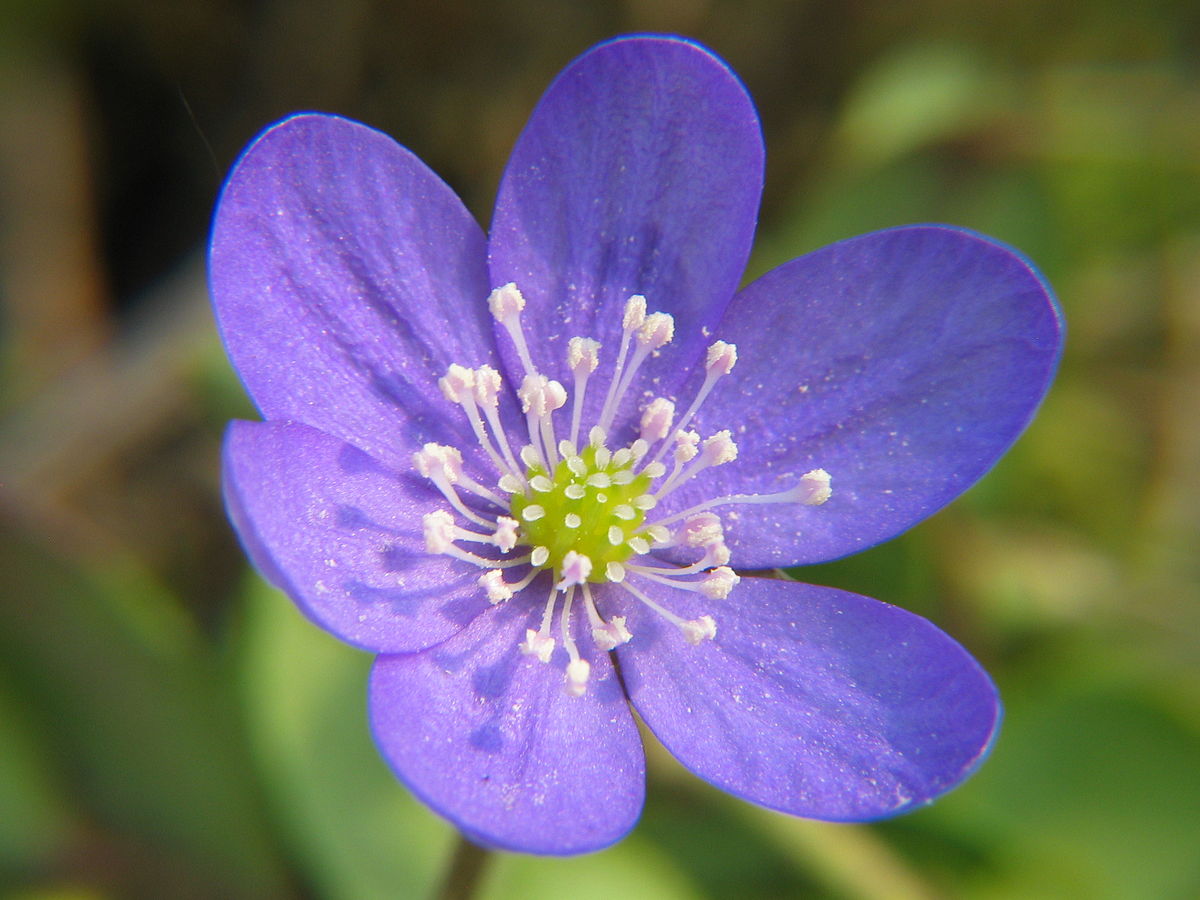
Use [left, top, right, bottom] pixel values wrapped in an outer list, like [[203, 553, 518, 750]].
[[434, 833, 490, 900]]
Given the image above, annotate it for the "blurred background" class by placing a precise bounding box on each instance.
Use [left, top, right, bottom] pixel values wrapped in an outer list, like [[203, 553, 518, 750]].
[[2, 1, 1198, 897]]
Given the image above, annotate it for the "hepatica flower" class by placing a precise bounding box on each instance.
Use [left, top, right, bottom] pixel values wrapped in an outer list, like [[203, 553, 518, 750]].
[[211, 36, 1061, 854]]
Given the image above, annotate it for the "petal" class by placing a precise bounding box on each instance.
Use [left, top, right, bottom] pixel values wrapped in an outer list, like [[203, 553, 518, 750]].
[[210, 113, 496, 472], [369, 593, 644, 855], [488, 36, 763, 414], [674, 225, 1063, 566], [617, 576, 1000, 821], [222, 420, 491, 653]]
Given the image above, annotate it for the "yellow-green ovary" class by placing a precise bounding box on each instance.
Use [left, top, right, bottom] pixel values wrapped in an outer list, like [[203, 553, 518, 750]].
[[509, 445, 653, 578]]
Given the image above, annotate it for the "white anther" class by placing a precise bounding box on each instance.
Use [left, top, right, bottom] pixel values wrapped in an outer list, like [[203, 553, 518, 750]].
[[413, 443, 464, 482], [566, 455, 586, 476], [681, 615, 717, 645], [520, 629, 555, 663], [438, 364, 475, 403], [683, 513, 724, 547], [478, 569, 514, 604], [487, 282, 526, 321], [612, 469, 635, 485], [422, 510, 457, 553], [642, 462, 666, 480], [557, 550, 593, 590], [613, 504, 636, 521], [796, 468, 833, 506], [587, 472, 612, 488], [630, 439, 649, 460], [640, 398, 676, 442], [703, 542, 731, 567], [564, 658, 591, 696], [674, 431, 700, 464], [612, 448, 632, 467], [530, 475, 553, 493], [558, 440, 577, 458], [565, 484, 586, 500], [623, 294, 647, 331], [519, 374, 566, 417], [520, 445, 541, 467], [498, 474, 523, 493], [567, 337, 601, 374], [594, 447, 612, 468], [637, 312, 675, 349], [605, 561, 626, 582], [521, 505, 545, 522], [628, 536, 650, 555], [492, 517, 519, 553], [593, 616, 632, 650], [700, 566, 740, 600], [632, 493, 657, 510], [564, 513, 582, 529], [705, 340, 738, 376], [472, 365, 502, 407], [608, 526, 625, 546], [701, 430, 738, 466], [530, 546, 550, 567]]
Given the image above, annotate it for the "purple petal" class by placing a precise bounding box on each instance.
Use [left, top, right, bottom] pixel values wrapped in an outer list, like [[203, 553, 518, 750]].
[[672, 225, 1063, 566], [617, 576, 1000, 821], [222, 420, 491, 653], [369, 594, 644, 854], [488, 36, 763, 416], [210, 113, 496, 473]]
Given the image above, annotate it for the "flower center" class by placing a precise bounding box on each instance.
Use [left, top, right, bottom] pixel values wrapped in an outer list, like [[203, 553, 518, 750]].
[[511, 445, 655, 577], [413, 282, 832, 696]]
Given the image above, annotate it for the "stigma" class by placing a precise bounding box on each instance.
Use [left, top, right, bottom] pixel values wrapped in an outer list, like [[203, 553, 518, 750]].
[[416, 283, 831, 696]]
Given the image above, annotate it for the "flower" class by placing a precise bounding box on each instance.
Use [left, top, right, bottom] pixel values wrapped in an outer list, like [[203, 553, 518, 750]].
[[210, 36, 1062, 855]]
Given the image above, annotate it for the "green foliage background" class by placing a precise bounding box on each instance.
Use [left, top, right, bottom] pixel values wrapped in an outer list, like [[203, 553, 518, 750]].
[[2, 1, 1197, 897]]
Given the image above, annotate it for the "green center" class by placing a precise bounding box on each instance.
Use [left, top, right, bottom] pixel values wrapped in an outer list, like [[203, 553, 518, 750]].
[[510, 445, 653, 579]]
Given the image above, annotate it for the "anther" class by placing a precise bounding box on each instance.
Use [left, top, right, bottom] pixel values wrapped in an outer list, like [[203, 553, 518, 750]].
[[705, 340, 738, 376], [699, 566, 740, 599], [478, 569, 514, 604], [492, 517, 519, 553], [796, 468, 833, 505], [564, 658, 591, 697], [487, 282, 525, 320], [637, 312, 675, 349], [623, 294, 647, 331], [556, 550, 593, 590], [438, 364, 475, 403], [567, 337, 600, 375], [422, 510, 456, 553], [530, 546, 550, 567], [592, 616, 632, 650], [640, 398, 676, 443], [605, 561, 626, 582], [519, 629, 555, 663], [521, 505, 545, 522], [681, 615, 718, 645]]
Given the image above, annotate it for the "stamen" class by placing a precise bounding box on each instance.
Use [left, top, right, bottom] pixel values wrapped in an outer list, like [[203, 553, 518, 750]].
[[556, 550, 593, 590], [597, 295, 647, 431], [602, 311, 675, 431], [473, 365, 523, 478], [488, 283, 537, 377], [557, 585, 591, 695], [619, 580, 716, 645], [413, 445, 493, 526], [651, 468, 833, 526], [582, 584, 633, 650], [649, 339, 738, 466], [655, 430, 739, 498], [567, 336, 601, 446]]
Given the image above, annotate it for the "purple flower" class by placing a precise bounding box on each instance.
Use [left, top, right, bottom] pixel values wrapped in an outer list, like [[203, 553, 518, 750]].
[[210, 36, 1062, 855]]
